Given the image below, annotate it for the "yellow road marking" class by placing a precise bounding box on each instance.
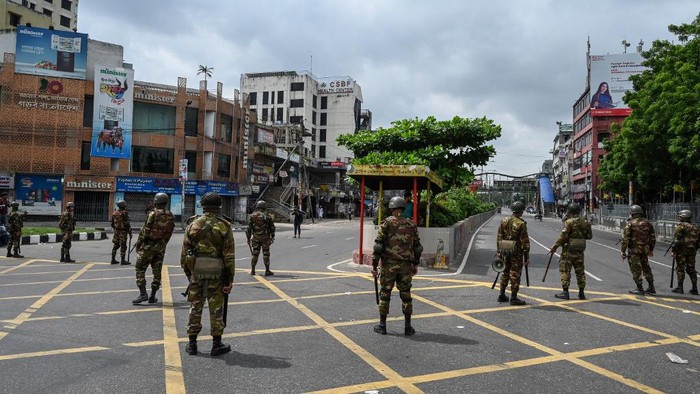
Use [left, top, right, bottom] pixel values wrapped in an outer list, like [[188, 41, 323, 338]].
[[620, 295, 700, 316], [0, 346, 110, 361], [160, 265, 186, 394], [0, 259, 37, 274], [0, 275, 135, 287]]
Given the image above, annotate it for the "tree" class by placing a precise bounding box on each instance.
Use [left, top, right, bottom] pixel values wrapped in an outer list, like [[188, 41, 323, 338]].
[[599, 14, 700, 202], [197, 65, 214, 82], [337, 116, 501, 186]]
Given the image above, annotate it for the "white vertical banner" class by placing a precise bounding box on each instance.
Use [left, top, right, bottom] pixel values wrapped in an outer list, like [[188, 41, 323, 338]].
[[90, 64, 134, 158]]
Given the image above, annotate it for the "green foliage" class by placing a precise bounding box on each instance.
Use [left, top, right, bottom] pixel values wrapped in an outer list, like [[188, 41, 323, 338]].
[[599, 14, 700, 202], [337, 116, 501, 186]]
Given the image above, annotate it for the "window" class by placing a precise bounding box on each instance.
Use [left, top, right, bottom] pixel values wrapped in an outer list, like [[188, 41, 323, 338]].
[[319, 146, 326, 159], [60, 15, 70, 28], [82, 95, 93, 127], [42, 9, 52, 17], [185, 150, 197, 174], [248, 92, 257, 105], [276, 108, 283, 122], [9, 13, 21, 27], [320, 113, 327, 126], [277, 91, 284, 104], [312, 128, 316, 141], [217, 154, 231, 178], [312, 111, 316, 125], [290, 99, 304, 108], [311, 144, 316, 157], [271, 91, 275, 104], [61, 0, 71, 11], [321, 96, 328, 109], [291, 82, 304, 91], [133, 102, 177, 135], [262, 108, 268, 122], [132, 146, 174, 174], [313, 95, 317, 108], [320, 129, 326, 142], [220, 115, 233, 142], [262, 91, 269, 105], [80, 142, 90, 170], [185, 106, 198, 137], [290, 116, 303, 124], [45, 0, 53, 3], [29, 3, 36, 10]]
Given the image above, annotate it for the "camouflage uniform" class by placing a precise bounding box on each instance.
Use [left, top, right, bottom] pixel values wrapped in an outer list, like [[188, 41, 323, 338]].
[[552, 215, 592, 296], [110, 206, 132, 264], [133, 206, 175, 303], [621, 215, 656, 294], [58, 206, 77, 262], [246, 208, 275, 275], [671, 221, 699, 294], [497, 214, 530, 303], [6, 204, 24, 257]]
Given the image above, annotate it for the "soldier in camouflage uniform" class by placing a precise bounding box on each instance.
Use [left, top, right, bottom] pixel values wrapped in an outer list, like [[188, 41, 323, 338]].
[[6, 202, 25, 258], [132, 193, 175, 304], [496, 201, 530, 306], [549, 204, 593, 300], [621, 205, 656, 295], [246, 200, 275, 276], [181, 192, 235, 356], [110, 200, 132, 265], [371, 196, 423, 336], [671, 209, 699, 295], [58, 202, 77, 262]]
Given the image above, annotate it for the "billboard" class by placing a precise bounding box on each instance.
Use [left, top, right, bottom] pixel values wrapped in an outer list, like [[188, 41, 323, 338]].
[[318, 76, 355, 94], [15, 173, 62, 216], [590, 53, 646, 116], [15, 26, 88, 80], [90, 65, 134, 159]]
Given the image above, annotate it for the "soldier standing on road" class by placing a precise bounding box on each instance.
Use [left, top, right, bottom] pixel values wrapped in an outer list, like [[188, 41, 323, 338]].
[[621, 205, 656, 295], [181, 192, 235, 356], [549, 204, 592, 300], [371, 196, 423, 336], [246, 200, 275, 276], [496, 201, 530, 306], [671, 209, 699, 295], [58, 202, 77, 263], [132, 193, 175, 304], [6, 202, 25, 258], [110, 200, 132, 265], [292, 207, 304, 238]]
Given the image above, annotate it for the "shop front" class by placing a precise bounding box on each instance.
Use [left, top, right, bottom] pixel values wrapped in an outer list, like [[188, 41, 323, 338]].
[[63, 175, 116, 221], [14, 173, 63, 217]]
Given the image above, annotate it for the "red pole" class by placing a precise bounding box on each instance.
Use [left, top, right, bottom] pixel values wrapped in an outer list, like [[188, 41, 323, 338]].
[[413, 177, 418, 224], [359, 176, 366, 265]]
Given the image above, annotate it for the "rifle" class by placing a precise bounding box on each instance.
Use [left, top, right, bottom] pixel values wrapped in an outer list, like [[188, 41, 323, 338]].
[[525, 262, 530, 287], [126, 236, 132, 264], [670, 257, 675, 289], [491, 272, 500, 290], [373, 271, 379, 304], [615, 239, 621, 246], [542, 251, 554, 282]]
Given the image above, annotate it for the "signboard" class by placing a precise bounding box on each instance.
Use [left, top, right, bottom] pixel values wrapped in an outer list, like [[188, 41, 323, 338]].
[[179, 159, 188, 181], [317, 161, 347, 170], [590, 53, 646, 117], [0, 175, 14, 189], [63, 176, 115, 191], [257, 129, 274, 144], [15, 26, 88, 79], [90, 64, 135, 159], [15, 173, 62, 215], [318, 77, 355, 94], [115, 177, 238, 196], [347, 164, 443, 188]]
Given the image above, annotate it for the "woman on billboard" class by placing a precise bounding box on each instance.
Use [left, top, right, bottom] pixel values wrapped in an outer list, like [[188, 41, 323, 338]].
[[591, 82, 616, 109]]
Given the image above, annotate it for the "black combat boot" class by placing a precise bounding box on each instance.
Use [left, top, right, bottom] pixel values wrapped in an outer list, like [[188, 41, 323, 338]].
[[111, 250, 119, 265], [7, 247, 12, 258], [210, 336, 231, 356], [689, 284, 698, 295], [404, 314, 415, 336], [510, 292, 526, 306], [264, 263, 274, 276], [578, 288, 586, 300], [64, 251, 75, 263], [185, 335, 197, 355], [148, 287, 159, 304], [497, 289, 509, 303], [132, 285, 149, 304], [555, 287, 570, 300], [672, 284, 684, 294], [250, 263, 256, 276], [629, 282, 645, 295], [12, 249, 24, 258], [120, 255, 130, 265], [645, 281, 656, 295], [373, 314, 387, 335], [59, 247, 65, 262]]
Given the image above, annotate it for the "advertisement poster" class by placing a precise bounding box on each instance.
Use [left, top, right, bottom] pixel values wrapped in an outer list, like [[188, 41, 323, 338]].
[[590, 53, 646, 116], [116, 177, 239, 196], [15, 173, 62, 215], [15, 26, 88, 80], [90, 64, 134, 159]]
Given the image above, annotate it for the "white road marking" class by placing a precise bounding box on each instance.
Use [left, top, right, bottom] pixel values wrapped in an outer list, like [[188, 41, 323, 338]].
[[302, 245, 317, 249], [345, 237, 354, 241], [589, 240, 674, 269], [529, 237, 602, 282]]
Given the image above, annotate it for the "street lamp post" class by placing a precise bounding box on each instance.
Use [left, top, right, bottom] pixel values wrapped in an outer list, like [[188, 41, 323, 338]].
[[181, 100, 193, 230]]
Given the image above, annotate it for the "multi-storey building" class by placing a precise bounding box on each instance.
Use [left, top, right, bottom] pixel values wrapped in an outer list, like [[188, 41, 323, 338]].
[[551, 122, 573, 207], [1, 0, 78, 31]]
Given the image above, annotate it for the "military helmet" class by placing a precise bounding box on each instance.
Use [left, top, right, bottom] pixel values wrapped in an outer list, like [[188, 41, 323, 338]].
[[200, 192, 222, 208], [630, 205, 643, 216], [678, 209, 692, 221], [66, 202, 75, 208], [388, 196, 406, 210], [153, 193, 169, 206], [511, 201, 525, 213], [255, 200, 267, 210], [10, 201, 19, 208], [116, 200, 127, 209], [567, 203, 581, 214]]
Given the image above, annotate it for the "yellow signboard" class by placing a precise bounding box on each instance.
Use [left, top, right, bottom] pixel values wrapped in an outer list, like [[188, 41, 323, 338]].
[[347, 164, 443, 189]]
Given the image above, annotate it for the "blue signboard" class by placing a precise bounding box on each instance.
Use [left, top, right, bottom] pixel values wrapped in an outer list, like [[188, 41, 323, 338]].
[[15, 26, 88, 80], [116, 177, 238, 196], [15, 173, 62, 215]]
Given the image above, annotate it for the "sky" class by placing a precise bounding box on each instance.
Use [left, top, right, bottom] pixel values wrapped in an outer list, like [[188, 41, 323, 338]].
[[78, 1, 698, 177]]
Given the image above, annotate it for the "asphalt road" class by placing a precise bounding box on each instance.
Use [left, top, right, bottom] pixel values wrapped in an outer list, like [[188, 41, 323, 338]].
[[1, 214, 698, 393]]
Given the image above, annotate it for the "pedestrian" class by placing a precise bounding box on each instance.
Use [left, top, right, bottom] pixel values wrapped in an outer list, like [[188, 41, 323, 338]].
[[181, 192, 235, 356], [496, 201, 530, 305], [246, 200, 275, 276], [292, 207, 304, 238], [110, 200, 133, 265], [347, 205, 353, 221], [671, 209, 699, 295], [371, 196, 423, 336], [58, 202, 77, 262], [6, 202, 25, 258], [621, 205, 656, 295], [0, 192, 9, 226], [549, 203, 592, 300], [318, 206, 324, 221], [132, 193, 175, 304], [402, 191, 413, 219]]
